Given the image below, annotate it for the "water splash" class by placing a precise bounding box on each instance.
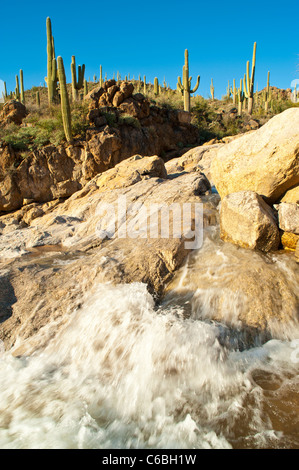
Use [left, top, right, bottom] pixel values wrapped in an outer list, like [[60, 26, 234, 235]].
[[0, 276, 298, 448]]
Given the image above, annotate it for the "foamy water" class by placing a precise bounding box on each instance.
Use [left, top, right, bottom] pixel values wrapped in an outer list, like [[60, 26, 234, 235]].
[[0, 255, 298, 449]]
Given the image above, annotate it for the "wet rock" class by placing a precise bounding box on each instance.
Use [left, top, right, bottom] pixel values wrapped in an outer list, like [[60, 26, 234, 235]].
[[0, 154, 216, 350]]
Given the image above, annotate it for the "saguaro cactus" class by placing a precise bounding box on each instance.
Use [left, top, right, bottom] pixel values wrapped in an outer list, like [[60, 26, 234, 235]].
[[57, 56, 72, 143], [36, 91, 40, 107], [177, 49, 200, 112], [46, 17, 58, 106], [15, 75, 20, 101], [3, 82, 8, 101], [154, 77, 159, 95], [293, 83, 298, 103], [99, 65, 103, 87], [226, 80, 231, 99], [20, 69, 25, 104], [263, 71, 271, 112], [210, 78, 215, 100], [244, 42, 257, 114], [231, 79, 236, 105], [71, 55, 85, 101], [143, 75, 147, 95], [237, 78, 245, 116]]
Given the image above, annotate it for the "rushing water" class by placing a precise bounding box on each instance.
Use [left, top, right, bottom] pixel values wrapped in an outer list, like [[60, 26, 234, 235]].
[[0, 227, 298, 449]]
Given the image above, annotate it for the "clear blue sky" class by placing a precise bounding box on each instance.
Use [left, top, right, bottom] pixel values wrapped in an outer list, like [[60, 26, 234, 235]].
[[0, 0, 298, 99]]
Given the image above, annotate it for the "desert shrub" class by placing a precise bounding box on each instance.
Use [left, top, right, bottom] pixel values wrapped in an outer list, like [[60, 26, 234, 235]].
[[71, 101, 89, 137], [118, 114, 141, 128], [102, 111, 117, 126]]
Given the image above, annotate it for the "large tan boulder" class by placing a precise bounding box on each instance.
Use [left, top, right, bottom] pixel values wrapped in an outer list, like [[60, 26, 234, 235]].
[[220, 190, 280, 252], [210, 108, 299, 203]]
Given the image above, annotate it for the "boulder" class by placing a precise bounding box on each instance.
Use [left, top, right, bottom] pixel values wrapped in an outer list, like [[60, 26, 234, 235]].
[[275, 202, 299, 234], [210, 108, 299, 204], [281, 231, 299, 251], [280, 185, 299, 204], [220, 190, 280, 252], [0, 100, 27, 126]]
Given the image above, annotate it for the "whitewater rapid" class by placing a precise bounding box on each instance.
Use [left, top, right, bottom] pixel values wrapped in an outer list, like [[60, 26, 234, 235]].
[[0, 240, 298, 449]]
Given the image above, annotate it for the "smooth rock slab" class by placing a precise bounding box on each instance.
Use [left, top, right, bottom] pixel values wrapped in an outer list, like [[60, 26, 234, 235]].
[[220, 190, 280, 252]]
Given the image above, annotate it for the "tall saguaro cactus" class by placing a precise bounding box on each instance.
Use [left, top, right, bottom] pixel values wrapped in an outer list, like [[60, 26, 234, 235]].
[[15, 74, 20, 101], [57, 56, 72, 143], [244, 42, 257, 114], [263, 71, 271, 112], [210, 78, 215, 100], [99, 65, 103, 87], [3, 82, 8, 101], [177, 49, 200, 112], [46, 17, 58, 106], [154, 77, 159, 95], [20, 69, 25, 104], [237, 78, 245, 116], [231, 79, 236, 105], [71, 56, 85, 101]]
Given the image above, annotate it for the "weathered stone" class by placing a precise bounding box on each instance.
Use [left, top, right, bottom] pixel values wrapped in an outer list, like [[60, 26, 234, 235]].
[[84, 85, 104, 102], [119, 81, 134, 99], [87, 127, 122, 171], [0, 100, 27, 126], [280, 185, 299, 204], [220, 190, 280, 252], [275, 202, 299, 234], [119, 97, 150, 119], [106, 84, 119, 102], [87, 108, 100, 122], [177, 110, 191, 125], [210, 108, 299, 203], [94, 115, 107, 128], [281, 231, 299, 251], [104, 79, 116, 91], [50, 179, 81, 199], [112, 91, 125, 107]]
